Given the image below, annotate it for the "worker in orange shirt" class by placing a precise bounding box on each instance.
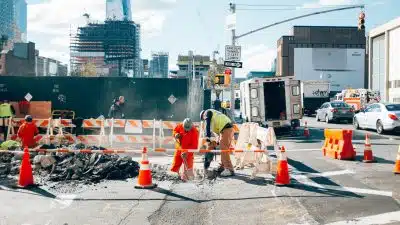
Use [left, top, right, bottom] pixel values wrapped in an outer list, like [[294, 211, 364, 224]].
[[170, 118, 199, 180], [17, 115, 39, 148]]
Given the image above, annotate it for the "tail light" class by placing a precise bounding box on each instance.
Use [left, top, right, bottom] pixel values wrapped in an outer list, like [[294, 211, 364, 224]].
[[388, 114, 398, 120], [331, 109, 338, 113]]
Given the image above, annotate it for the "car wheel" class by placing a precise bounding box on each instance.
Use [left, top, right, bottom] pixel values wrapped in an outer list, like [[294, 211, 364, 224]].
[[376, 120, 384, 134], [325, 115, 330, 124], [353, 118, 359, 130]]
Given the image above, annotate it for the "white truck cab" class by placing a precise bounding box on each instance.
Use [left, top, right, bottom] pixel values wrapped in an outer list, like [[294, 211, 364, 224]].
[[240, 76, 302, 129]]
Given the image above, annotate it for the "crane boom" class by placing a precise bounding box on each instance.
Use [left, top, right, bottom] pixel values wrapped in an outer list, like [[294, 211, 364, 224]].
[[235, 5, 365, 40]]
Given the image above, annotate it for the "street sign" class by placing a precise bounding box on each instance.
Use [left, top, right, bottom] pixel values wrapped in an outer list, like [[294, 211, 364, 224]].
[[224, 61, 243, 68], [225, 45, 241, 61], [225, 13, 236, 30]]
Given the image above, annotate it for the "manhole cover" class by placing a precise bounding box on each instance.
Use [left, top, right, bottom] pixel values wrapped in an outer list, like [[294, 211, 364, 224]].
[[168, 95, 177, 104]]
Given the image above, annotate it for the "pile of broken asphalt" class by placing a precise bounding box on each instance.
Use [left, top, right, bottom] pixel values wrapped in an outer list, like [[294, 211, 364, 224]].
[[0, 143, 142, 185]]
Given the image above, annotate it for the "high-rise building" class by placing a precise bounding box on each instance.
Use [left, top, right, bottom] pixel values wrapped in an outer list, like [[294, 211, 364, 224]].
[[0, 0, 27, 49], [177, 51, 211, 78], [106, 0, 132, 21], [70, 20, 140, 77], [149, 52, 169, 78]]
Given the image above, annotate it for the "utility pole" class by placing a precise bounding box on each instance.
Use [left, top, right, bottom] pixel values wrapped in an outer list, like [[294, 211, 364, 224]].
[[229, 3, 236, 116]]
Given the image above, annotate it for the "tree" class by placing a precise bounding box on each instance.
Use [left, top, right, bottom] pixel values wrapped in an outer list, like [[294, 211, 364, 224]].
[[80, 62, 97, 77]]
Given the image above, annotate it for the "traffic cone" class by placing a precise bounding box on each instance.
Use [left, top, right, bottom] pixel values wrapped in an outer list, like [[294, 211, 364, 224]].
[[18, 147, 34, 188], [394, 146, 400, 175], [135, 147, 157, 189], [304, 121, 310, 138], [275, 146, 290, 186], [363, 134, 375, 163]]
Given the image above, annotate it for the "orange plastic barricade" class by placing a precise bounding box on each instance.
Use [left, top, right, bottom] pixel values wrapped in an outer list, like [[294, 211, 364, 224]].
[[322, 129, 355, 160]]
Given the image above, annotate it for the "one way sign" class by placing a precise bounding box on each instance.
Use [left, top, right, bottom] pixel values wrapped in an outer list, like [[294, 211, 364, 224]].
[[224, 61, 243, 68]]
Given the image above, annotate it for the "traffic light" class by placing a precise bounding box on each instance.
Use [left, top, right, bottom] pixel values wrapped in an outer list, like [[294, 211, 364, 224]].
[[215, 74, 225, 85], [224, 68, 231, 86], [358, 12, 365, 30]]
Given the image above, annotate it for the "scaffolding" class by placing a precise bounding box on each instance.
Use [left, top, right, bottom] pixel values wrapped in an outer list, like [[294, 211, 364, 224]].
[[70, 20, 139, 76]]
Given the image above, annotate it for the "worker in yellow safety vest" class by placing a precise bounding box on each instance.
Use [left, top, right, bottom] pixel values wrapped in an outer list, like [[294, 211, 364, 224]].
[[0, 100, 16, 141], [200, 109, 235, 177]]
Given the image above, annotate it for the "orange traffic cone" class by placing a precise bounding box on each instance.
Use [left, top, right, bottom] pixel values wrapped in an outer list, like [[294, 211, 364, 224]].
[[135, 147, 157, 189], [363, 134, 375, 163], [304, 121, 310, 138], [275, 146, 290, 186], [18, 147, 34, 188], [394, 146, 400, 175]]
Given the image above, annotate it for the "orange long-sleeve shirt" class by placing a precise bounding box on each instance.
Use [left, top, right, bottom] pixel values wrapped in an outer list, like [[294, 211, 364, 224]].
[[17, 122, 39, 148], [173, 123, 199, 150]]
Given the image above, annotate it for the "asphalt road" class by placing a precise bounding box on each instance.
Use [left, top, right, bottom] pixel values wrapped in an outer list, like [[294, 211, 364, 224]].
[[1, 119, 400, 225]]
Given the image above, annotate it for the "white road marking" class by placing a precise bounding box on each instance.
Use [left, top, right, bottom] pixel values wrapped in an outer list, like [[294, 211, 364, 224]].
[[288, 164, 392, 197], [292, 169, 355, 179], [325, 210, 400, 225], [300, 181, 393, 197]]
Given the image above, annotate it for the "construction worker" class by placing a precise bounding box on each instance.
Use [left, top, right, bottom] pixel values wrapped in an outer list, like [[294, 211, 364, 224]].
[[0, 100, 15, 141], [170, 118, 199, 180], [17, 115, 39, 148], [108, 96, 125, 119], [200, 109, 235, 177]]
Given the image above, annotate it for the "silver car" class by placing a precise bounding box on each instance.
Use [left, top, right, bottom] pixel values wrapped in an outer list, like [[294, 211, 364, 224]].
[[316, 101, 355, 123], [353, 103, 400, 134]]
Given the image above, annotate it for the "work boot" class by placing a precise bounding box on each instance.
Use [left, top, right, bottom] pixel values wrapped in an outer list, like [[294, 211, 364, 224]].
[[220, 169, 235, 177]]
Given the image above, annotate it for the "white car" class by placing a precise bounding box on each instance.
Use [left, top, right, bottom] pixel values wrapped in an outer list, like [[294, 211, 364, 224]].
[[353, 103, 400, 134]]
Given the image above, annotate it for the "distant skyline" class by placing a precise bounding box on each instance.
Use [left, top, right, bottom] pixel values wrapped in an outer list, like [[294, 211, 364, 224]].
[[26, 0, 399, 77]]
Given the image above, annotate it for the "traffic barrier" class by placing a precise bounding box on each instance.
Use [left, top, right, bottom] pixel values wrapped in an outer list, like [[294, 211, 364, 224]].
[[322, 129, 355, 160], [135, 147, 157, 189], [363, 134, 375, 163], [18, 148, 34, 188], [275, 146, 290, 186], [394, 146, 400, 175]]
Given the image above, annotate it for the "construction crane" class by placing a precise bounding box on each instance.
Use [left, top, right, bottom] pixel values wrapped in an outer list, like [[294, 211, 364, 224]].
[[227, 4, 365, 115]]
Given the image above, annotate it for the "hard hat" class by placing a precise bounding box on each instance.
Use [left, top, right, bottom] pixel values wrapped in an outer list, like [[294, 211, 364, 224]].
[[200, 110, 206, 120], [25, 115, 33, 122], [183, 118, 192, 132]]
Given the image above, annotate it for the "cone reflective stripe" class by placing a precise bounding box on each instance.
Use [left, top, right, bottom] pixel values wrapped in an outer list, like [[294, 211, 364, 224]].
[[275, 146, 290, 186], [135, 147, 157, 189], [363, 134, 375, 163], [304, 121, 310, 138], [394, 146, 400, 174], [18, 148, 34, 188]]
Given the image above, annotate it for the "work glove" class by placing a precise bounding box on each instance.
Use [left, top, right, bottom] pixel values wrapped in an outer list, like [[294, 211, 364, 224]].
[[181, 151, 187, 160], [174, 133, 182, 143]]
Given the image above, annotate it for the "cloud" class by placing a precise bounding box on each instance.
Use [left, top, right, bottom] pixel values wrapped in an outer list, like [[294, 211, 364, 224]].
[[27, 0, 177, 65], [301, 0, 360, 9], [236, 44, 276, 77]]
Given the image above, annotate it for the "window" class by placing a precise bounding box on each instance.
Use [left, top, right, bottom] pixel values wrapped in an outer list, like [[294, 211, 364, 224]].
[[251, 107, 259, 117], [372, 104, 382, 112], [331, 102, 350, 108], [293, 104, 300, 114], [385, 104, 400, 111], [364, 104, 375, 112], [292, 86, 300, 96], [250, 89, 258, 99]]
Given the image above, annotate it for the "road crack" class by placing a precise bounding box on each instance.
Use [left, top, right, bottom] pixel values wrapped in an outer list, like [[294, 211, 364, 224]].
[[116, 192, 146, 225]]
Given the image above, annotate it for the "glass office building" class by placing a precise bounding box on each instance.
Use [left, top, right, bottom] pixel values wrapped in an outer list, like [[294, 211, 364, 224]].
[[106, 0, 132, 21], [0, 0, 27, 46]]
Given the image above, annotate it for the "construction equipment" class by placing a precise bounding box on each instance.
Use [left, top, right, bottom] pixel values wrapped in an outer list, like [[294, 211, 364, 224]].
[[334, 89, 381, 111]]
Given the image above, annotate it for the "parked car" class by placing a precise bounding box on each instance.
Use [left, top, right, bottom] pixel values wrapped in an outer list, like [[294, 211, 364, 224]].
[[353, 103, 400, 134], [316, 101, 355, 123]]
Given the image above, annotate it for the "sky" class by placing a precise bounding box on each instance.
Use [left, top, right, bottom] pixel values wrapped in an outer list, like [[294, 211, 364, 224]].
[[26, 0, 399, 77]]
